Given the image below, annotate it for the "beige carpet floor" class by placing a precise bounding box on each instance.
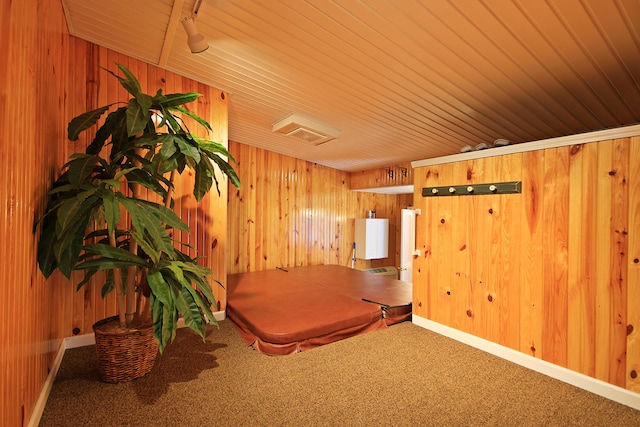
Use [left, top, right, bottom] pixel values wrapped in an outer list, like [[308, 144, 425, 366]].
[[39, 320, 640, 426]]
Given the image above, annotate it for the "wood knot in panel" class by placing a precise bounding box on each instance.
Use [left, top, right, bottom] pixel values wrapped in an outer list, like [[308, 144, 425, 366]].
[[466, 309, 473, 318]]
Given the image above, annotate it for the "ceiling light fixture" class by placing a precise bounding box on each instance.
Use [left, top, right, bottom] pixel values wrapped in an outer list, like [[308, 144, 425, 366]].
[[272, 113, 341, 146], [181, 0, 209, 54]]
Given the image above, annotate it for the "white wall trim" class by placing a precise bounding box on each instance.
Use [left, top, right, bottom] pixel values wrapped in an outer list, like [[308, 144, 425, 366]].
[[27, 310, 227, 427], [411, 124, 640, 168], [27, 340, 67, 427], [412, 315, 640, 411]]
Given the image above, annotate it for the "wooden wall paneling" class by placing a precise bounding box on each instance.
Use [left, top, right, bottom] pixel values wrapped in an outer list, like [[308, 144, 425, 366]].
[[227, 142, 405, 275], [285, 157, 295, 267], [488, 153, 522, 350], [449, 160, 473, 334], [208, 88, 230, 310], [310, 162, 322, 265], [251, 144, 260, 272], [502, 153, 523, 350], [4, 4, 29, 425], [235, 145, 260, 272], [349, 163, 414, 190], [519, 150, 545, 358], [263, 152, 274, 269], [541, 146, 570, 367], [607, 138, 629, 387], [470, 157, 494, 342], [567, 143, 598, 377], [594, 139, 615, 382], [476, 157, 492, 340], [412, 178, 426, 318], [433, 165, 454, 326], [282, 158, 293, 268], [628, 136, 640, 392], [302, 160, 312, 267], [298, 157, 310, 267], [2, 0, 69, 424], [413, 135, 640, 392]]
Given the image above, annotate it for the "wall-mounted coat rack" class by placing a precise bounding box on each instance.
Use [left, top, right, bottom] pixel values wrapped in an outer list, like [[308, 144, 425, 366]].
[[422, 181, 521, 197]]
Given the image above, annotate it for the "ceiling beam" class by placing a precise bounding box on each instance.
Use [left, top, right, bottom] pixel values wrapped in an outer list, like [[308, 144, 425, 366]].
[[158, 0, 185, 67]]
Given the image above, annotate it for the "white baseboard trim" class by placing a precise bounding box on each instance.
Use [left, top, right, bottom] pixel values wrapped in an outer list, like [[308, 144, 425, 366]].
[[412, 315, 640, 411], [27, 310, 227, 427], [27, 339, 67, 427]]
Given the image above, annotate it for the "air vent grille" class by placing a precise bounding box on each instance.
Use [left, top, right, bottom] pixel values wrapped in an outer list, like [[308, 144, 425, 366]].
[[272, 113, 340, 146]]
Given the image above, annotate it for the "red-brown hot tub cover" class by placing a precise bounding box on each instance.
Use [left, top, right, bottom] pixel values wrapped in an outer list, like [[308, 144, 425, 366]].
[[227, 265, 412, 355]]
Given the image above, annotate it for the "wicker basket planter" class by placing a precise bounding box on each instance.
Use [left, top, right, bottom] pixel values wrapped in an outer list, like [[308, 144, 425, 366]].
[[93, 316, 159, 383]]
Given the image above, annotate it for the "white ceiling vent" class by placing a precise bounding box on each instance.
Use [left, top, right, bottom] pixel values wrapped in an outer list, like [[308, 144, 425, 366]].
[[272, 113, 341, 146]]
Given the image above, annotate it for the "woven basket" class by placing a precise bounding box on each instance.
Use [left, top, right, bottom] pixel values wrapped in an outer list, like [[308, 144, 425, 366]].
[[93, 316, 159, 383]]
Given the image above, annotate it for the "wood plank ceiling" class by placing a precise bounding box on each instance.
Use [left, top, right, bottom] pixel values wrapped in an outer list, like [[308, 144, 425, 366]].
[[61, 0, 640, 172]]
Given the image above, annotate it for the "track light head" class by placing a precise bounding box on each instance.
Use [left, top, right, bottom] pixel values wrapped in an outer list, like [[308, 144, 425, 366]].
[[181, 15, 209, 54]]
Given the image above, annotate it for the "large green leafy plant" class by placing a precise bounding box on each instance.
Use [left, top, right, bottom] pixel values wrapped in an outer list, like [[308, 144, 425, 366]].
[[36, 64, 240, 352]]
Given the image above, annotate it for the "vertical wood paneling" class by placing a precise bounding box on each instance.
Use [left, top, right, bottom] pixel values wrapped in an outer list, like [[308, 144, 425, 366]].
[[520, 150, 545, 358], [349, 163, 414, 190], [1, 1, 230, 424], [413, 167, 439, 319], [227, 142, 410, 275], [449, 160, 472, 334], [608, 138, 629, 387], [434, 165, 453, 326], [493, 153, 522, 350], [567, 143, 598, 376], [541, 146, 570, 366], [628, 136, 640, 392], [2, 0, 69, 425], [413, 136, 639, 394]]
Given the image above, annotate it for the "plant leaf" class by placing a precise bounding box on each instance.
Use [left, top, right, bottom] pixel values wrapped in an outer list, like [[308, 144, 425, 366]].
[[158, 134, 178, 160], [147, 269, 173, 306], [87, 107, 127, 154], [66, 155, 99, 188], [101, 272, 115, 298], [174, 136, 201, 163], [124, 168, 167, 198], [176, 286, 206, 340], [117, 197, 181, 261], [112, 63, 143, 98], [193, 156, 213, 201], [67, 106, 111, 141], [53, 194, 100, 278], [156, 92, 201, 109], [36, 214, 59, 278], [100, 189, 119, 236], [170, 105, 212, 131], [126, 98, 149, 137]]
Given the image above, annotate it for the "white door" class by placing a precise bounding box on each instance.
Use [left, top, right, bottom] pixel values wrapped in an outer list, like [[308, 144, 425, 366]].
[[399, 208, 415, 283]]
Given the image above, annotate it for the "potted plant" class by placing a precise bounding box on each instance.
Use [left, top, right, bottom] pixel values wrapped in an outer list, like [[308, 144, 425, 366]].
[[35, 63, 240, 382]]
